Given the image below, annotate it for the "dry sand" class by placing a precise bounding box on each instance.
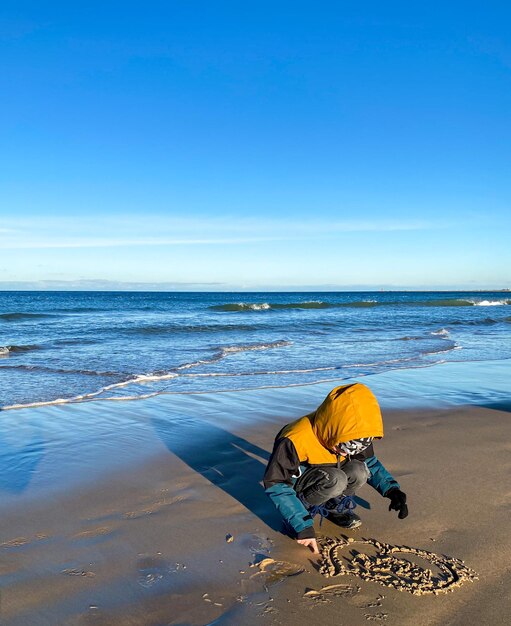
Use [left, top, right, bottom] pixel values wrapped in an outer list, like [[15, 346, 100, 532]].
[[1, 383, 510, 625]]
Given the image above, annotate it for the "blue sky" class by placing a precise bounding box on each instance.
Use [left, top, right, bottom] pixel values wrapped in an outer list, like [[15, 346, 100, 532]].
[[1, 2, 510, 290]]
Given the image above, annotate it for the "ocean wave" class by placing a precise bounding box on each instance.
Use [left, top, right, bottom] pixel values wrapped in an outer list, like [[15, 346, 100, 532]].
[[210, 298, 511, 312], [340, 301, 378, 307], [472, 299, 511, 306], [0, 312, 57, 321], [448, 317, 498, 326], [0, 344, 42, 356], [423, 298, 510, 307], [219, 340, 293, 355], [173, 340, 294, 371], [209, 301, 378, 312], [421, 299, 475, 307], [180, 365, 338, 378], [397, 329, 453, 341], [0, 364, 120, 376], [210, 302, 273, 311], [96, 371, 180, 389]]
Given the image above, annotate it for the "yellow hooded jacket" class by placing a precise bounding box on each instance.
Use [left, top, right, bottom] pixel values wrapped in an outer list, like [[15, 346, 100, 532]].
[[280, 382, 384, 464]]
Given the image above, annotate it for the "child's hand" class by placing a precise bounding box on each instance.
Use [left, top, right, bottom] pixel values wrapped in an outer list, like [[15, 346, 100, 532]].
[[386, 487, 408, 519], [297, 538, 320, 554]]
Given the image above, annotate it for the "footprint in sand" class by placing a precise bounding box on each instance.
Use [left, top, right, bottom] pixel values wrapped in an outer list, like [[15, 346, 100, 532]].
[[320, 536, 478, 595], [303, 583, 360, 604]]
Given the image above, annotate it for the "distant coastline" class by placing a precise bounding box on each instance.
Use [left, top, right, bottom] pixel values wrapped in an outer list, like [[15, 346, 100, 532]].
[[0, 286, 509, 293]]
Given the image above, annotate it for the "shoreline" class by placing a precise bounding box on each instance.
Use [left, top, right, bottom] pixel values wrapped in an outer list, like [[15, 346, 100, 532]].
[[2, 355, 510, 413]]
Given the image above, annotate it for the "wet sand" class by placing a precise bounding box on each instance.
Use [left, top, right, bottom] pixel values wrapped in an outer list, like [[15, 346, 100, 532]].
[[1, 369, 511, 625]]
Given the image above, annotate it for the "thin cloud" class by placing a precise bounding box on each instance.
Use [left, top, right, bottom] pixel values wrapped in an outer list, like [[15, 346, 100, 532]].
[[0, 215, 447, 249], [0, 236, 284, 249]]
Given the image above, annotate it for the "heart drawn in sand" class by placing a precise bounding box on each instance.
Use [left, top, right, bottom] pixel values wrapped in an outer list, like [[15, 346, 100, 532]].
[[320, 537, 478, 595]]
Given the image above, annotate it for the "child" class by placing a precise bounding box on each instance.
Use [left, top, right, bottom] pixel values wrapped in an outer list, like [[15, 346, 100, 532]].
[[263, 383, 408, 553]]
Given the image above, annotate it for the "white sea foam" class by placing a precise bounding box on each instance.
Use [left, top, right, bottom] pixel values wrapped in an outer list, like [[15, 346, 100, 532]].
[[241, 302, 271, 310], [473, 299, 509, 306], [0, 346, 10, 356], [181, 365, 337, 378], [431, 328, 450, 337], [105, 372, 180, 387], [176, 359, 213, 370]]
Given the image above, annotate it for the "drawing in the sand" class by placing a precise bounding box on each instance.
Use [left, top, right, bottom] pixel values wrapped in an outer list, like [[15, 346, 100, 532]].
[[320, 536, 478, 595]]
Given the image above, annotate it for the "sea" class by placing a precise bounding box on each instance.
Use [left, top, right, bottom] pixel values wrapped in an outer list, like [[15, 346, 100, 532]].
[[1, 290, 510, 411]]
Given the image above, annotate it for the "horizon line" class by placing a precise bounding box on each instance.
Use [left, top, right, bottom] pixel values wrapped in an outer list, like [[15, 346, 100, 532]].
[[0, 287, 509, 293]]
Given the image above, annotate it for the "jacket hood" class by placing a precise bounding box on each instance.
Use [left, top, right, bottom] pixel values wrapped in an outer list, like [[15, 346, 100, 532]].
[[310, 383, 384, 450]]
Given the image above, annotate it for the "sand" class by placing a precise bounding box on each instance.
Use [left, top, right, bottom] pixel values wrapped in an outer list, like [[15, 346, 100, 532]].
[[1, 369, 511, 625]]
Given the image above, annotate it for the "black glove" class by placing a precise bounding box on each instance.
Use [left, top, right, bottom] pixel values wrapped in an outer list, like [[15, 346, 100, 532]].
[[386, 488, 408, 519]]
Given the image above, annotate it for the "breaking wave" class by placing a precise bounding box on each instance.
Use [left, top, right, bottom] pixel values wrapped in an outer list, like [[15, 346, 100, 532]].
[[473, 299, 511, 306], [0, 344, 42, 356], [210, 298, 511, 312], [422, 298, 510, 307], [210, 301, 378, 312], [431, 328, 450, 337]]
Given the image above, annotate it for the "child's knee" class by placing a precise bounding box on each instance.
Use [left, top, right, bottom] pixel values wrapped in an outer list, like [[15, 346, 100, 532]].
[[346, 460, 370, 487], [323, 468, 348, 497]]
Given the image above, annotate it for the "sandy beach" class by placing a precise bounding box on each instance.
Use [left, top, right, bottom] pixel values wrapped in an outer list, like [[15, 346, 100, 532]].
[[1, 362, 510, 625]]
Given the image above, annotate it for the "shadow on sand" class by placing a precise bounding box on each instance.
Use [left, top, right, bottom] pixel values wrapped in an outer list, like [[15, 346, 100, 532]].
[[151, 415, 283, 532]]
